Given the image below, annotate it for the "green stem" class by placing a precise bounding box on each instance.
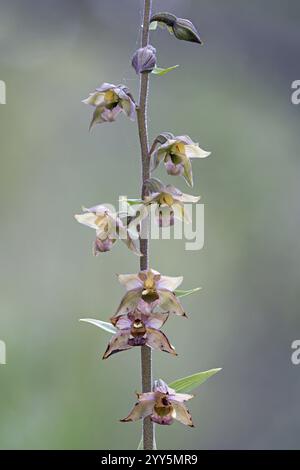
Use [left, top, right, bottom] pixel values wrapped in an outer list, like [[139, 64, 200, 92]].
[[136, 0, 155, 451]]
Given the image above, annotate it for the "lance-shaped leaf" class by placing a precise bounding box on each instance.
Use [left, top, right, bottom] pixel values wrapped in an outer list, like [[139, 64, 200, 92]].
[[151, 65, 179, 77], [174, 287, 202, 298], [169, 368, 222, 393], [79, 318, 117, 335]]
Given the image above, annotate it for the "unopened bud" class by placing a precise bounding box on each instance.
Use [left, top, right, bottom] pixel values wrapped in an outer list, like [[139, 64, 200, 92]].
[[150, 12, 202, 45], [173, 18, 202, 44], [132, 45, 157, 74]]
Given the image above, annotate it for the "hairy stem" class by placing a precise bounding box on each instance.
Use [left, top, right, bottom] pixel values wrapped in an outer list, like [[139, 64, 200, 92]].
[[137, 0, 155, 450]]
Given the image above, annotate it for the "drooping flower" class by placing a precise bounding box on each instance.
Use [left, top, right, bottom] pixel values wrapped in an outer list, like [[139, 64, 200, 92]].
[[103, 306, 176, 359], [150, 12, 202, 44], [137, 178, 200, 226], [121, 379, 194, 426], [132, 45, 157, 74], [82, 83, 135, 129], [150, 133, 210, 187], [113, 269, 186, 317], [74, 204, 140, 256]]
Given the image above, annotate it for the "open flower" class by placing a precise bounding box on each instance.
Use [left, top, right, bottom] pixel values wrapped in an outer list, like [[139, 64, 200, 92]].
[[82, 83, 135, 129], [138, 178, 200, 226], [114, 269, 186, 317], [103, 307, 176, 359], [74, 204, 140, 256], [121, 379, 194, 426], [151, 133, 210, 187]]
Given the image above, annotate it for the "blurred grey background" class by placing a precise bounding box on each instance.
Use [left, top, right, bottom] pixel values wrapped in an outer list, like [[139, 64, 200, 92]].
[[0, 0, 300, 449]]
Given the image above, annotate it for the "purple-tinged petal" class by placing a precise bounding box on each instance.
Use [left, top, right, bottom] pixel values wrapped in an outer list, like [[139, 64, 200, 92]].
[[100, 105, 122, 123], [121, 400, 154, 422], [111, 314, 132, 330], [118, 274, 144, 291], [137, 298, 159, 315], [136, 392, 156, 402], [142, 311, 168, 329], [169, 393, 194, 403], [158, 289, 186, 317], [102, 330, 131, 359], [153, 379, 170, 394], [165, 158, 184, 176], [146, 328, 177, 355], [113, 289, 142, 317], [95, 82, 116, 93], [175, 135, 194, 145], [150, 412, 173, 425], [94, 237, 116, 255], [156, 275, 183, 292], [155, 206, 174, 227]]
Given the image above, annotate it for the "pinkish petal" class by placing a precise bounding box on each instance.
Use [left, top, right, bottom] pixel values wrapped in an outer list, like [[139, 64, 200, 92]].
[[113, 289, 142, 317], [153, 379, 170, 394], [172, 402, 194, 427], [146, 328, 177, 355], [121, 400, 154, 422], [95, 82, 116, 93], [158, 289, 186, 316], [94, 237, 116, 255], [136, 392, 156, 401], [118, 274, 143, 291], [150, 412, 173, 426], [111, 314, 132, 330], [143, 311, 169, 329], [157, 275, 183, 291], [169, 393, 194, 403], [102, 331, 131, 359]]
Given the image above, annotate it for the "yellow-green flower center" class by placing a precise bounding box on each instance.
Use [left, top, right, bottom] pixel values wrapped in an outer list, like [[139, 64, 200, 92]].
[[158, 192, 174, 207]]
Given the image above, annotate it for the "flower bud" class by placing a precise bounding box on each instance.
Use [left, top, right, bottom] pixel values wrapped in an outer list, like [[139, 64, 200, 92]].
[[131, 45, 157, 74], [150, 12, 202, 45], [173, 18, 202, 44]]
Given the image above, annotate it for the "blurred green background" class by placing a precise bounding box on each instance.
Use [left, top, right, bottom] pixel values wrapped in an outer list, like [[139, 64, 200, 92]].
[[0, 0, 300, 450]]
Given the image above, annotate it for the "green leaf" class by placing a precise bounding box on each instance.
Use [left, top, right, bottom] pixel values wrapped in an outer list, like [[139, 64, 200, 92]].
[[149, 21, 158, 31], [79, 318, 117, 335], [174, 287, 202, 298], [126, 198, 143, 206], [169, 368, 222, 393], [151, 65, 179, 76]]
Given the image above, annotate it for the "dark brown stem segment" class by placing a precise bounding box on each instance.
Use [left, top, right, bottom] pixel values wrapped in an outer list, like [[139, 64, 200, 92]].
[[136, 0, 155, 451]]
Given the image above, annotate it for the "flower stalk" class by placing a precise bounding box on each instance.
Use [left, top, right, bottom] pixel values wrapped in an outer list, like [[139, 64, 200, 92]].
[[77, 0, 220, 452], [137, 0, 155, 450]]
